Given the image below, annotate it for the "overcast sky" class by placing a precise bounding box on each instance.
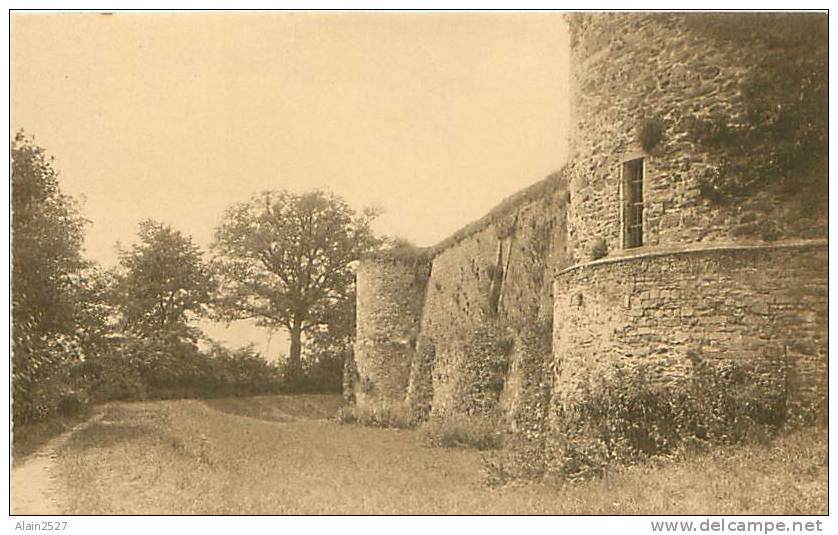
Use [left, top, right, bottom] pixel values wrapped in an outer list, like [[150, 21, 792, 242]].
[[11, 12, 570, 356]]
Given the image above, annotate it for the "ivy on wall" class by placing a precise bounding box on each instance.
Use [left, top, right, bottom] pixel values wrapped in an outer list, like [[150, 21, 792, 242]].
[[453, 325, 514, 416], [683, 14, 827, 207]]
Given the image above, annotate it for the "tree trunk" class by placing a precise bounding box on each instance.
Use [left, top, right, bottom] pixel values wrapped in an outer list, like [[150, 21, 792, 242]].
[[287, 318, 303, 379]]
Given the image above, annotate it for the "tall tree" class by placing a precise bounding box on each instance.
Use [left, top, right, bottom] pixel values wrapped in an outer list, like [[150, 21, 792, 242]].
[[213, 190, 379, 376], [115, 220, 215, 340], [11, 132, 90, 422], [12, 132, 88, 341]]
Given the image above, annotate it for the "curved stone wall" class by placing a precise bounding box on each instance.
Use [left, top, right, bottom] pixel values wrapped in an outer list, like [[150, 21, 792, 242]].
[[564, 13, 828, 263], [350, 14, 827, 446], [354, 257, 430, 407], [551, 240, 828, 413]]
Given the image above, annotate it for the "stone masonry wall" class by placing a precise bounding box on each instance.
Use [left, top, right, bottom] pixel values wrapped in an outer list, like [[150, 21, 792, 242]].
[[353, 257, 430, 408], [564, 13, 828, 264], [551, 241, 828, 415], [351, 13, 828, 443], [418, 178, 571, 418]]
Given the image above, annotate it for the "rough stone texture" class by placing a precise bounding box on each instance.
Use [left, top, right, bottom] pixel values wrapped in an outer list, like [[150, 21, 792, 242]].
[[552, 241, 828, 413], [564, 13, 828, 264], [353, 257, 429, 408], [351, 177, 570, 419], [351, 13, 828, 444], [419, 183, 570, 417]]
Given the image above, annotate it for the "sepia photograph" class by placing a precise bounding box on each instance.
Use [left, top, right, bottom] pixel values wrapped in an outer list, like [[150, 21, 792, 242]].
[[7, 6, 829, 522]]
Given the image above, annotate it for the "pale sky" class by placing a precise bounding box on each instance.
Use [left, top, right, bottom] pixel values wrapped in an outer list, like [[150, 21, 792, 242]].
[[11, 12, 570, 356]]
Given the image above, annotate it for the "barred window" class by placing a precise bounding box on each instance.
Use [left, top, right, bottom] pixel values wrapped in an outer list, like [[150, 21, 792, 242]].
[[622, 158, 644, 249]]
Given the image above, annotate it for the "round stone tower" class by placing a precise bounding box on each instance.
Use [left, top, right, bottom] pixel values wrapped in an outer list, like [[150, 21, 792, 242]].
[[353, 254, 430, 410], [552, 12, 827, 416], [564, 12, 827, 262]]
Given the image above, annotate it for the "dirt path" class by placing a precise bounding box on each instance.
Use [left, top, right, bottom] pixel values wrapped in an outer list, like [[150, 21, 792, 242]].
[[11, 396, 826, 514], [12, 413, 103, 515]]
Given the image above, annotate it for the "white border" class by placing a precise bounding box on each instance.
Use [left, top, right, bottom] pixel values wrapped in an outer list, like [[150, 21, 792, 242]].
[[2, 4, 834, 534]]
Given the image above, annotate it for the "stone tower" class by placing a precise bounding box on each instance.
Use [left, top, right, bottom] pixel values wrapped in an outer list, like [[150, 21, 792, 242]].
[[351, 12, 827, 432]]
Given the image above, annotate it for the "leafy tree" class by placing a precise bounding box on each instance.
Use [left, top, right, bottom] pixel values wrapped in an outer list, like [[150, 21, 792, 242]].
[[72, 264, 118, 356], [213, 190, 379, 377], [299, 288, 357, 392], [11, 132, 90, 422], [115, 220, 215, 341]]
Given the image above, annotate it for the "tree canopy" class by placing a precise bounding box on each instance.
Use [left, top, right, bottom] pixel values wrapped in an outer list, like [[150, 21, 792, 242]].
[[115, 220, 215, 341], [212, 190, 379, 374], [12, 132, 92, 422]]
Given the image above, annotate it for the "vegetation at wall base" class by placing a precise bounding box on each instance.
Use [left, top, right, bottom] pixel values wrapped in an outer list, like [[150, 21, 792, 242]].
[[482, 319, 554, 485], [421, 412, 504, 450], [452, 325, 514, 415], [337, 401, 417, 429], [540, 354, 794, 483]]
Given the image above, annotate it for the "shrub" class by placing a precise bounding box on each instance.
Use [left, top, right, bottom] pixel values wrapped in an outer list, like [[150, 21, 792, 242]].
[[13, 334, 87, 424], [483, 319, 554, 486], [57, 389, 89, 417], [482, 435, 546, 487], [338, 401, 416, 429], [637, 117, 665, 152], [547, 354, 791, 481], [421, 412, 504, 450], [453, 326, 512, 415], [590, 238, 608, 260], [404, 338, 436, 422], [80, 335, 285, 402], [205, 342, 285, 396], [282, 348, 345, 394]]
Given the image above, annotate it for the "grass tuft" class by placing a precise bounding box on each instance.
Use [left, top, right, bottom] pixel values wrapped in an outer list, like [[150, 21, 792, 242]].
[[14, 395, 825, 514]]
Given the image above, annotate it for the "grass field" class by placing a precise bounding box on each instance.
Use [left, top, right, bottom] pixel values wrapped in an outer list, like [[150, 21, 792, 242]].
[[13, 395, 827, 514]]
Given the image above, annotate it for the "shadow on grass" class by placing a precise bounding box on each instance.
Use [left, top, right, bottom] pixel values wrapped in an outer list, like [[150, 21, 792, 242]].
[[12, 409, 94, 464], [62, 422, 150, 452], [203, 394, 345, 423]]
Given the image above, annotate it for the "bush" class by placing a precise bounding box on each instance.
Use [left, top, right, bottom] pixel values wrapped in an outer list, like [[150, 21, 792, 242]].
[[13, 334, 87, 424], [281, 348, 346, 394], [57, 389, 89, 417], [482, 436, 546, 487], [204, 342, 285, 396], [79, 335, 285, 403], [421, 412, 504, 450], [338, 402, 416, 429], [452, 326, 513, 415], [483, 320, 554, 485], [637, 117, 665, 152], [78, 339, 147, 402], [404, 338, 436, 422], [590, 238, 608, 260], [547, 354, 791, 481]]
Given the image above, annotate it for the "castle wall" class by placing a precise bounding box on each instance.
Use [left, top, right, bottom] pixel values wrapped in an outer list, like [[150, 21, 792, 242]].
[[416, 180, 570, 418], [551, 241, 828, 414], [351, 175, 570, 420], [351, 13, 827, 446], [565, 13, 827, 263]]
